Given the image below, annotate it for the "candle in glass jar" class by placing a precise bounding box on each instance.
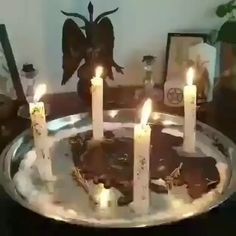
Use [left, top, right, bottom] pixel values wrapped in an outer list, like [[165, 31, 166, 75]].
[[91, 66, 104, 140], [183, 68, 197, 153], [133, 99, 152, 215], [29, 84, 54, 181]]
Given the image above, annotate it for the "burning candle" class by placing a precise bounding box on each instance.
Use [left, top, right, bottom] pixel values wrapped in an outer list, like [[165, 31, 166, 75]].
[[91, 66, 104, 140], [97, 187, 111, 209], [29, 84, 54, 181], [183, 68, 197, 153], [94, 184, 116, 216], [133, 99, 152, 214]]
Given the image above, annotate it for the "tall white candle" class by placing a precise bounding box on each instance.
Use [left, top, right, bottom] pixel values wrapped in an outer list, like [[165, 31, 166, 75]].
[[133, 99, 152, 215], [29, 84, 54, 181], [91, 66, 104, 140], [183, 68, 197, 153]]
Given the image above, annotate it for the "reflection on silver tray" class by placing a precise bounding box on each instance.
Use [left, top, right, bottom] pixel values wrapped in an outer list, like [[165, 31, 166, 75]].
[[0, 109, 236, 228]]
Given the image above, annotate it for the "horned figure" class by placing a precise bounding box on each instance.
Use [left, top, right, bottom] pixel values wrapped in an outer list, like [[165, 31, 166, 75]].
[[61, 2, 123, 104], [187, 56, 210, 103]]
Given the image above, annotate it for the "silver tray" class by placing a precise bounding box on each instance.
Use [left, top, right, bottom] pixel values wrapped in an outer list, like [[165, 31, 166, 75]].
[[1, 109, 236, 228]]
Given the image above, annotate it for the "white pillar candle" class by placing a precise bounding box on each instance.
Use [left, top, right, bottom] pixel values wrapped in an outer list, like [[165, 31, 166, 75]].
[[29, 84, 54, 181], [133, 99, 152, 215], [183, 68, 197, 153], [91, 66, 104, 140]]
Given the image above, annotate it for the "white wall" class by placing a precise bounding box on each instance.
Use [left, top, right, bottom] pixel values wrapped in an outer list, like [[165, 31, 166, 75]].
[[0, 0, 225, 93]]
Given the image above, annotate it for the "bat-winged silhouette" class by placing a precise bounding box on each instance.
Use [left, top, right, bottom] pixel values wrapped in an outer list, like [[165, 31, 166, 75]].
[[61, 2, 123, 103]]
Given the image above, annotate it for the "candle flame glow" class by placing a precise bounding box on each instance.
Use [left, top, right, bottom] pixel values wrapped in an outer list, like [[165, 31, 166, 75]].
[[151, 112, 160, 121], [140, 98, 152, 127], [98, 188, 110, 209], [95, 66, 103, 78], [186, 67, 194, 86], [34, 84, 47, 102], [109, 110, 119, 118]]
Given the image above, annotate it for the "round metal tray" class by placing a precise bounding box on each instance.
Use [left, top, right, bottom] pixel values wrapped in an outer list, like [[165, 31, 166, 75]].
[[1, 109, 236, 228]]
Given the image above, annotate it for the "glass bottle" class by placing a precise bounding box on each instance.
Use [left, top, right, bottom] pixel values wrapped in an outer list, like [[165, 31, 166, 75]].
[[21, 64, 37, 103], [142, 55, 156, 97]]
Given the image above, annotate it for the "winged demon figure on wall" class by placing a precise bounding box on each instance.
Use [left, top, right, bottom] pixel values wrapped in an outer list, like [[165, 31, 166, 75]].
[[61, 2, 123, 103]]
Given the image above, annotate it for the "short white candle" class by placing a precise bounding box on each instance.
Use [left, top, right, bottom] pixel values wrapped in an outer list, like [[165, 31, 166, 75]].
[[133, 99, 152, 215], [93, 184, 116, 217], [91, 66, 104, 140], [183, 68, 197, 153], [95, 185, 112, 209], [29, 84, 54, 181]]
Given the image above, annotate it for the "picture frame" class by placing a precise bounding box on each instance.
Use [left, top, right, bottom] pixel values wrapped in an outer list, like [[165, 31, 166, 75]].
[[164, 33, 208, 82], [0, 24, 25, 102]]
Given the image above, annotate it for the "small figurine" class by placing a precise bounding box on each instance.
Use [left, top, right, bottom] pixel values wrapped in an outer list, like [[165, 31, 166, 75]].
[[17, 64, 50, 119], [135, 55, 163, 104], [187, 57, 210, 104], [21, 64, 38, 103], [61, 2, 123, 104], [142, 55, 156, 94], [188, 42, 216, 104]]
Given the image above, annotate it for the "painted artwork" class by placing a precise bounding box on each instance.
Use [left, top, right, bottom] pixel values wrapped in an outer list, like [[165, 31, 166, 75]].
[[188, 43, 216, 103], [187, 55, 210, 102], [164, 33, 216, 105], [165, 33, 207, 81], [61, 2, 123, 104]]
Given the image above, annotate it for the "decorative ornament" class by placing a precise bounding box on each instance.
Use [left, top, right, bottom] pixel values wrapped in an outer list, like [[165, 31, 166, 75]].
[[167, 87, 183, 105], [61, 2, 123, 104]]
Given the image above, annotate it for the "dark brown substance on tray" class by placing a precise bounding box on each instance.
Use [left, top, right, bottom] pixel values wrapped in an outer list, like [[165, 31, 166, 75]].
[[70, 124, 220, 206]]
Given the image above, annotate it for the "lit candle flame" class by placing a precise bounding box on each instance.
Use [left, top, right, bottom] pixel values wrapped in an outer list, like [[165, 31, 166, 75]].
[[140, 98, 152, 127], [34, 84, 47, 102], [186, 67, 195, 86], [98, 188, 110, 209], [95, 66, 103, 78]]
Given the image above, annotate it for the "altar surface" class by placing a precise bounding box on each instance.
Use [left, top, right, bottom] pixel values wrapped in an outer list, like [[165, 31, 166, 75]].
[[0, 87, 236, 235]]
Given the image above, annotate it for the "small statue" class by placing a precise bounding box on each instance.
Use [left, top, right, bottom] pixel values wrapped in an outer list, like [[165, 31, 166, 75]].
[[21, 64, 38, 103], [135, 55, 163, 104], [142, 55, 156, 94], [61, 2, 123, 104]]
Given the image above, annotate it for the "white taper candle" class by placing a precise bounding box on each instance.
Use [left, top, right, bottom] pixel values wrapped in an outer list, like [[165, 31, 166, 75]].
[[133, 99, 152, 214], [183, 68, 197, 153], [91, 66, 104, 140], [29, 84, 54, 181]]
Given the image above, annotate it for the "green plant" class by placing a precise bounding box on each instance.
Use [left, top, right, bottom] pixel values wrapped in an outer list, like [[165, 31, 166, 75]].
[[216, 0, 236, 18], [216, 0, 236, 44]]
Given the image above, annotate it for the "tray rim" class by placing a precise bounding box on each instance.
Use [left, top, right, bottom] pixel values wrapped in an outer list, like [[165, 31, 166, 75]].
[[0, 109, 236, 228]]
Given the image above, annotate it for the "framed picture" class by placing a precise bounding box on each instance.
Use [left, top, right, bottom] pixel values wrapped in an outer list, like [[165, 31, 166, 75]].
[[164, 33, 208, 82], [0, 24, 25, 102]]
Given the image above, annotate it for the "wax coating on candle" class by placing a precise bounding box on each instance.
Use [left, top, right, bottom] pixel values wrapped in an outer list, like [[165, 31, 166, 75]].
[[183, 68, 197, 153], [30, 102, 54, 181], [91, 67, 104, 140], [133, 99, 152, 215], [133, 124, 151, 214]]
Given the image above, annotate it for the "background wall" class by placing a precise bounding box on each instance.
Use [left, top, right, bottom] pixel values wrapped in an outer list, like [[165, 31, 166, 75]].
[[0, 0, 225, 93]]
